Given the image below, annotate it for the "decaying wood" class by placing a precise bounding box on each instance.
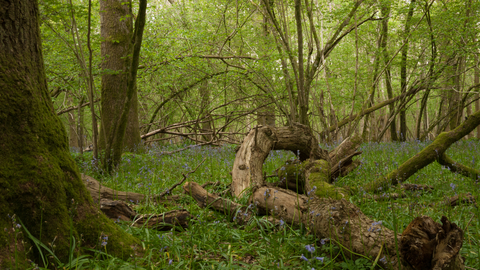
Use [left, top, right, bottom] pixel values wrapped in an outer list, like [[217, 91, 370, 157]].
[[183, 182, 258, 225], [400, 216, 464, 270], [98, 198, 192, 230], [131, 210, 192, 231], [82, 174, 193, 230], [186, 180, 401, 269], [100, 198, 137, 221], [82, 174, 180, 205], [329, 134, 362, 165], [83, 174, 146, 203], [231, 123, 328, 197], [445, 193, 476, 208], [330, 152, 362, 180], [225, 122, 465, 269]]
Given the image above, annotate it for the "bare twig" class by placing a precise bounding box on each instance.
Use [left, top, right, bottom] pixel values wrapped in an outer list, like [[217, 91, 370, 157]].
[[157, 158, 207, 198]]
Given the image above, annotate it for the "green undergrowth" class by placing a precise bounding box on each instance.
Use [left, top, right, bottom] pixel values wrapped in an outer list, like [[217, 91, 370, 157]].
[[24, 140, 480, 269]]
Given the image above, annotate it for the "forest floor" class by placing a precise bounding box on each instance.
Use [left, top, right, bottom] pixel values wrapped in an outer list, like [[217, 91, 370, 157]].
[[66, 139, 480, 269]]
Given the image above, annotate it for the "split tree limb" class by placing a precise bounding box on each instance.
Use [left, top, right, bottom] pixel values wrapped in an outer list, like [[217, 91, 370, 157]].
[[231, 123, 328, 197]]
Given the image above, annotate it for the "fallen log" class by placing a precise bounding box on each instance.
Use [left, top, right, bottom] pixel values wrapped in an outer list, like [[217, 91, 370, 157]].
[[131, 210, 192, 231], [82, 174, 193, 230], [82, 174, 180, 205], [400, 216, 464, 270], [365, 109, 480, 192], [438, 153, 480, 182], [225, 122, 465, 269], [185, 181, 466, 270]]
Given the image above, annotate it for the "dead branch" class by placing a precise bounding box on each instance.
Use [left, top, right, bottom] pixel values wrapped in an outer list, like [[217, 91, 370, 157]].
[[56, 98, 101, 115], [438, 153, 480, 181], [365, 108, 480, 192], [157, 158, 206, 197]]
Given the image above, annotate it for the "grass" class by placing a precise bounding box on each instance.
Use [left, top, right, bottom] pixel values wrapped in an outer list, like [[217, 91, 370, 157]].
[[25, 139, 480, 269]]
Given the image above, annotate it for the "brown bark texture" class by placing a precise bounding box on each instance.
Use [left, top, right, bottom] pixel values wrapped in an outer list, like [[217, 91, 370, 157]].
[[82, 174, 191, 230], [98, 0, 141, 152], [0, 1, 139, 267], [222, 123, 465, 269], [82, 174, 180, 205], [231, 123, 328, 197]]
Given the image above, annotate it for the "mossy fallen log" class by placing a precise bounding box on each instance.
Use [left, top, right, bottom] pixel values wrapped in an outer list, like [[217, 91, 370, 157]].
[[226, 123, 465, 269], [365, 109, 480, 192]]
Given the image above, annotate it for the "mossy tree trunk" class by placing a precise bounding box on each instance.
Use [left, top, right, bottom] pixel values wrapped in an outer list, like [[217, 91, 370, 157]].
[[101, 0, 147, 173], [98, 0, 142, 153], [0, 1, 139, 267]]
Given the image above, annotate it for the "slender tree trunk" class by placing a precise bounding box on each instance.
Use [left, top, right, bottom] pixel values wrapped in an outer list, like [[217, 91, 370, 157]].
[[416, 2, 436, 140], [99, 0, 142, 153], [68, 111, 79, 150], [0, 1, 138, 267], [380, 3, 398, 141], [399, 0, 416, 141], [476, 55, 480, 138], [78, 95, 85, 154]]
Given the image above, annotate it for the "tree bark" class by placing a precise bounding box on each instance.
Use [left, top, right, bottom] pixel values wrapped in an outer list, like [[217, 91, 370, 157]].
[[0, 1, 138, 267], [381, 5, 399, 142], [366, 108, 480, 192], [102, 0, 147, 172], [231, 123, 328, 197], [224, 122, 465, 269], [98, 0, 141, 153], [399, 0, 416, 141]]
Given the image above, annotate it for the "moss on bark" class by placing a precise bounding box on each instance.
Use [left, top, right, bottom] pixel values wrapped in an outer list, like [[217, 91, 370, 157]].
[[278, 159, 349, 200], [366, 109, 480, 192], [0, 1, 139, 267]]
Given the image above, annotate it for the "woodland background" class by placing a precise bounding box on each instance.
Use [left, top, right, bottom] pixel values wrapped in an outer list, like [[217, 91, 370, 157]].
[[1, 0, 480, 269], [45, 0, 480, 151]]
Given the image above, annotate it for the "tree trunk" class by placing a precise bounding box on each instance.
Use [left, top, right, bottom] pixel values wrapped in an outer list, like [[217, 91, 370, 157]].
[[380, 3, 399, 141], [98, 0, 141, 153], [475, 50, 480, 138], [399, 0, 416, 141], [0, 1, 138, 267]]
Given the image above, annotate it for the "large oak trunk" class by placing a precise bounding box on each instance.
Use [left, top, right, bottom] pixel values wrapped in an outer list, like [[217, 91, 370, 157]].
[[0, 1, 138, 267]]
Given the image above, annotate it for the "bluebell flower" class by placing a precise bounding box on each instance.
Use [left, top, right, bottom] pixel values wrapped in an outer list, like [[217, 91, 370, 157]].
[[315, 257, 324, 262], [450, 183, 456, 190], [300, 254, 308, 261], [379, 256, 387, 264], [305, 244, 315, 253]]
